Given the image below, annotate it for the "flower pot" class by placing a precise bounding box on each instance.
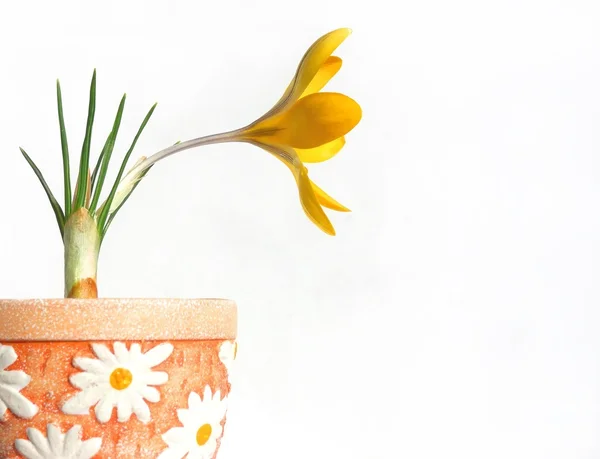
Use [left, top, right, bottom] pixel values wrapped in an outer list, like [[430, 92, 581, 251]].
[[0, 299, 237, 459]]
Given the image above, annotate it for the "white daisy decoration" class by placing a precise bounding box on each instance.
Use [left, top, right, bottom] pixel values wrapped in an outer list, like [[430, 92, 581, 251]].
[[61, 342, 173, 424], [218, 341, 237, 376], [0, 343, 38, 420], [158, 386, 228, 459], [14, 424, 102, 459]]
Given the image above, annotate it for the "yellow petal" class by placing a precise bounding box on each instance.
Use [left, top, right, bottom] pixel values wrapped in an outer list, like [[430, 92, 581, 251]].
[[297, 167, 336, 235], [310, 180, 351, 212], [248, 92, 361, 149], [259, 28, 351, 121], [299, 56, 342, 98], [297, 136, 345, 163], [247, 140, 335, 235]]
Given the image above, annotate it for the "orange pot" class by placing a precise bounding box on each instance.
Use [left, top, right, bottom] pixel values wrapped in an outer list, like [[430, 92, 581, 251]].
[[0, 299, 237, 459]]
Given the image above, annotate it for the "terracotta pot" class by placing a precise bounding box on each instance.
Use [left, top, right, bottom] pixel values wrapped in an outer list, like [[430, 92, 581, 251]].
[[0, 299, 237, 459]]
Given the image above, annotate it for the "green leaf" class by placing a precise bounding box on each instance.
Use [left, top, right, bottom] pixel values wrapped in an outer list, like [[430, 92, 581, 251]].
[[74, 69, 96, 211], [20, 148, 65, 238], [89, 94, 127, 212], [97, 103, 157, 233], [56, 79, 72, 217], [90, 131, 112, 191], [101, 165, 152, 242]]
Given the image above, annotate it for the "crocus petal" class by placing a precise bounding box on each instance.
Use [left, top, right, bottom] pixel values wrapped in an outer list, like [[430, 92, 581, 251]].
[[296, 167, 336, 235], [248, 92, 362, 149], [310, 180, 351, 212], [299, 56, 342, 98], [248, 141, 335, 235], [258, 28, 351, 121], [296, 136, 345, 163]]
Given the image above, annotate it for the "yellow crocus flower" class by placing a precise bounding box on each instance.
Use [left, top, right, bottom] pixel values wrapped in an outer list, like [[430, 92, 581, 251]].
[[109, 28, 361, 235]]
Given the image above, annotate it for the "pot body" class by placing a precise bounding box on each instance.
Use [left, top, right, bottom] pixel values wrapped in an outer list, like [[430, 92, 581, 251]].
[[0, 299, 237, 459]]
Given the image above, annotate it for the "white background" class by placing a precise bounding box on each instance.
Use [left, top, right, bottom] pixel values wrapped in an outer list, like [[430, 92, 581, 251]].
[[1, 1, 600, 458]]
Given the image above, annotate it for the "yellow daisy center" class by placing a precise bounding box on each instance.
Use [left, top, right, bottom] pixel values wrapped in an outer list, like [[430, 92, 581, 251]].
[[109, 368, 133, 390], [196, 423, 213, 446]]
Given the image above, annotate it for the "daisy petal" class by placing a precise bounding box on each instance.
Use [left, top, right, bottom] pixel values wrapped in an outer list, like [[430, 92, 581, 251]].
[[62, 385, 105, 415], [161, 426, 187, 446], [14, 440, 44, 459], [310, 179, 351, 212], [73, 357, 108, 374], [91, 344, 118, 366], [142, 371, 169, 386], [177, 408, 193, 426], [157, 446, 187, 459], [0, 385, 39, 419], [63, 425, 83, 456], [27, 427, 52, 456], [0, 344, 17, 370], [95, 392, 116, 423], [0, 369, 31, 391], [113, 342, 130, 364], [186, 450, 205, 459], [0, 399, 7, 419], [140, 385, 161, 403], [142, 343, 174, 367], [70, 371, 99, 390], [47, 424, 63, 455], [77, 437, 103, 459], [129, 343, 142, 360], [117, 397, 133, 422], [188, 391, 202, 409], [297, 136, 345, 163], [131, 391, 151, 423]]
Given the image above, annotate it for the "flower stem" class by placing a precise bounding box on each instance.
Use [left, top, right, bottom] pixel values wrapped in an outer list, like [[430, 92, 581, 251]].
[[64, 208, 100, 298], [133, 130, 240, 176]]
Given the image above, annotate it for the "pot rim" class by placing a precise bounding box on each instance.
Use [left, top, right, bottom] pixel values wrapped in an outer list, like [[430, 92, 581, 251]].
[[0, 298, 237, 341]]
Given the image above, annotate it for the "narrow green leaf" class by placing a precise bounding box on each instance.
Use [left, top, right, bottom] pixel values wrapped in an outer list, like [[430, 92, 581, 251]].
[[90, 131, 112, 191], [89, 94, 127, 212], [101, 166, 152, 242], [74, 69, 96, 211], [20, 148, 65, 238], [56, 79, 72, 217], [97, 103, 157, 232]]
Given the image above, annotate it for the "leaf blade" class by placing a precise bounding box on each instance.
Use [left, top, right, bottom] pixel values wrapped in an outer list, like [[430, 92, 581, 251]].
[[56, 79, 72, 217], [97, 103, 157, 232], [89, 94, 127, 212], [20, 148, 65, 238], [90, 131, 111, 191], [74, 69, 96, 211]]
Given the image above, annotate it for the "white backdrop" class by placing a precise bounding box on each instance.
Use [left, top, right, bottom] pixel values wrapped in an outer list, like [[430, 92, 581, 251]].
[[1, 1, 600, 458]]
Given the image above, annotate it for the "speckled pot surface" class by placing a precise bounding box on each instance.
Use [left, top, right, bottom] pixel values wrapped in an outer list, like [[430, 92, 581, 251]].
[[0, 299, 237, 459]]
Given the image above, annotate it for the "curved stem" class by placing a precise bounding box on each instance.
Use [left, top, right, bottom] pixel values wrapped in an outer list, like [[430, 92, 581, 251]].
[[134, 129, 242, 175]]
